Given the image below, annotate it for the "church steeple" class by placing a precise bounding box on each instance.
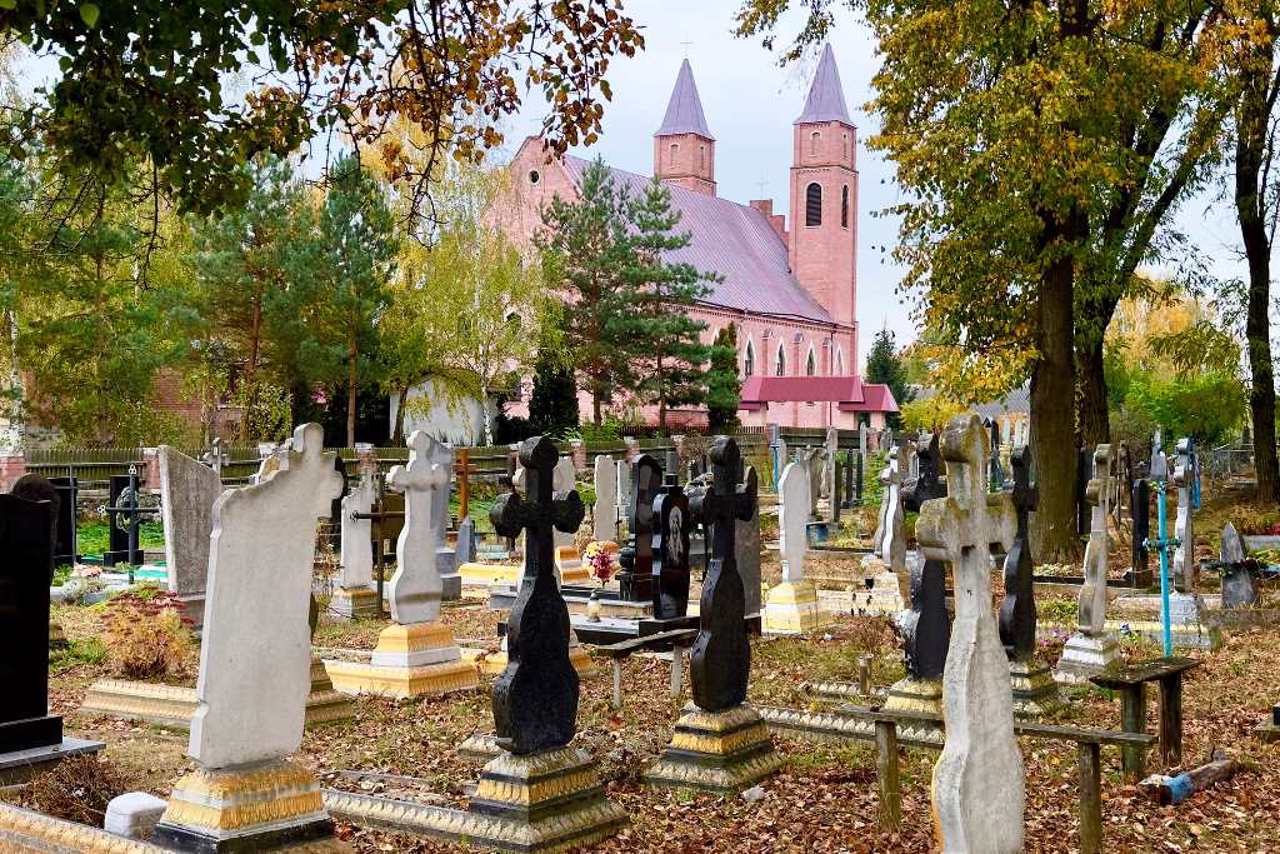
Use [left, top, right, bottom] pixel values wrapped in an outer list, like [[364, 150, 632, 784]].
[[795, 43, 852, 125], [653, 59, 716, 196]]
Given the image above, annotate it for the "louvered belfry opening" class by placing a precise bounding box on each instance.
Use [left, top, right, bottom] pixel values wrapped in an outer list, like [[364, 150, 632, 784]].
[[805, 182, 823, 226]]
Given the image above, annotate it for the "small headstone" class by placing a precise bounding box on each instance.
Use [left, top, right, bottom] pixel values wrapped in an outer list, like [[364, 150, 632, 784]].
[[736, 468, 763, 619], [1219, 522, 1257, 609], [158, 447, 222, 622], [999, 447, 1038, 659], [897, 432, 948, 682], [456, 515, 477, 564], [1057, 445, 1120, 682], [553, 456, 578, 551], [779, 463, 809, 585], [652, 466, 692, 620], [340, 472, 375, 591], [917, 414, 1023, 854], [105, 792, 167, 840], [593, 454, 618, 542]]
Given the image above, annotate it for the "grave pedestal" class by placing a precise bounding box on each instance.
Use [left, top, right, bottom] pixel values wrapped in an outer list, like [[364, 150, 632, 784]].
[[644, 703, 783, 793], [329, 585, 380, 620], [876, 679, 946, 747], [325, 622, 478, 699], [1009, 657, 1063, 717], [763, 580, 830, 635], [460, 561, 522, 588], [852, 558, 907, 616], [555, 546, 591, 585], [1055, 632, 1120, 684], [1256, 705, 1280, 743], [155, 759, 343, 853], [478, 631, 595, 677]]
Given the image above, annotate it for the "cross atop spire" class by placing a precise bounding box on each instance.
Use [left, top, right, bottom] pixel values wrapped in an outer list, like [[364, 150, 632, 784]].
[[795, 43, 851, 125], [656, 58, 714, 139]]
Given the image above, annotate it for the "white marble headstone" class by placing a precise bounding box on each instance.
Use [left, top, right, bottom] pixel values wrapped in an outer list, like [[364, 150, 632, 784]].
[[593, 455, 618, 542], [188, 423, 342, 769], [553, 455, 577, 549], [386, 431, 450, 625], [779, 462, 809, 585], [340, 473, 375, 590], [1172, 438, 1196, 591]]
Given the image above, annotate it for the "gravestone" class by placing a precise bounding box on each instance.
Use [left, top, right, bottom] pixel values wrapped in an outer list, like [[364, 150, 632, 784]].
[[328, 456, 349, 551], [646, 436, 781, 792], [736, 464, 763, 621], [48, 475, 78, 567], [885, 432, 948, 718], [825, 425, 840, 523], [986, 417, 1005, 489], [998, 446, 1062, 715], [857, 439, 914, 615], [332, 468, 377, 619], [652, 464, 692, 621], [105, 471, 145, 566], [764, 462, 827, 635], [158, 446, 223, 625], [1132, 471, 1151, 586], [0, 490, 56, 752], [1164, 437, 1218, 647], [326, 432, 477, 698], [617, 455, 662, 603], [1056, 445, 1120, 683], [423, 439, 460, 600], [155, 423, 343, 852], [1219, 522, 1257, 609], [593, 454, 618, 542], [917, 414, 1023, 854], [617, 458, 634, 533]]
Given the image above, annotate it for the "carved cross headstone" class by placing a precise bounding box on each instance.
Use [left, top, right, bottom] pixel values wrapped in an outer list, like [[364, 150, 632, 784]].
[[189, 423, 342, 768], [1077, 445, 1112, 635], [386, 431, 450, 626], [425, 439, 456, 575], [688, 437, 758, 713], [652, 466, 692, 620], [998, 446, 1038, 660], [1172, 438, 1196, 592], [900, 432, 949, 681], [875, 441, 914, 573], [917, 415, 1022, 853], [593, 454, 618, 542], [340, 470, 375, 592], [490, 436, 586, 755], [779, 462, 809, 585], [618, 455, 662, 602]]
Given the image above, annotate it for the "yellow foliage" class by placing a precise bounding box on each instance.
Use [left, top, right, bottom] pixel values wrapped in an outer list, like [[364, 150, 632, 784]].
[[901, 395, 968, 432]]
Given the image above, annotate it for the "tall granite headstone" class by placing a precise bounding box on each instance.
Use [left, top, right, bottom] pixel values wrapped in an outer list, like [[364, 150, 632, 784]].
[[158, 446, 223, 624], [593, 454, 618, 542], [618, 455, 662, 603], [652, 463, 692, 621]]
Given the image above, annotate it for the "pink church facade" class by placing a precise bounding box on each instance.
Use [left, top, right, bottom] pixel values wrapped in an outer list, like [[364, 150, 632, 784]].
[[493, 45, 896, 430]]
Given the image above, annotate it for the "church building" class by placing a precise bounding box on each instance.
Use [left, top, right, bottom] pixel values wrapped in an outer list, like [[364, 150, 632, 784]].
[[496, 44, 897, 430]]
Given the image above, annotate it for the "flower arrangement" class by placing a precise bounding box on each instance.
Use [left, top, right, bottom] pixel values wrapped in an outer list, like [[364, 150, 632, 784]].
[[583, 541, 617, 584]]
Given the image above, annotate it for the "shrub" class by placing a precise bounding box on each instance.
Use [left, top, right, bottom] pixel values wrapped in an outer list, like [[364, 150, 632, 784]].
[[22, 754, 127, 825], [102, 588, 195, 680]]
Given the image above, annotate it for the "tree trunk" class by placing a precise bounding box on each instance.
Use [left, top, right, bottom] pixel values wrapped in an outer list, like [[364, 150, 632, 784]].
[[1235, 39, 1280, 505], [1031, 219, 1081, 562], [346, 334, 358, 448], [242, 294, 264, 443], [480, 381, 493, 447], [1076, 334, 1110, 447], [393, 383, 410, 444]]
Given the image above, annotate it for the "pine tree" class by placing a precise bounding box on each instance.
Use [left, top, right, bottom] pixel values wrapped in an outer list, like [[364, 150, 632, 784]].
[[865, 328, 914, 429], [527, 348, 580, 437], [706, 324, 742, 432], [619, 177, 720, 428]]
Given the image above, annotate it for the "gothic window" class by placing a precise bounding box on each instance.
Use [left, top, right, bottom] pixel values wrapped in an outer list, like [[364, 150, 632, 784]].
[[743, 340, 755, 377], [810, 131, 820, 155], [805, 348, 817, 376], [843, 133, 850, 160], [775, 344, 786, 376], [699, 144, 706, 171], [836, 348, 844, 375], [670, 143, 679, 167], [841, 185, 849, 229], [806, 183, 822, 226]]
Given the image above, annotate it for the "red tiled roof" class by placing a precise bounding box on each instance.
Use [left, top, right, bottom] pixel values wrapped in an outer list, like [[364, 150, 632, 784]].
[[840, 383, 898, 413], [741, 375, 864, 403], [562, 156, 836, 326]]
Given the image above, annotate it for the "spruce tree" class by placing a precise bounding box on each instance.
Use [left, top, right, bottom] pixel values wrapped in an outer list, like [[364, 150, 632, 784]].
[[620, 177, 720, 429], [527, 349, 580, 437], [706, 324, 742, 432], [865, 328, 914, 429]]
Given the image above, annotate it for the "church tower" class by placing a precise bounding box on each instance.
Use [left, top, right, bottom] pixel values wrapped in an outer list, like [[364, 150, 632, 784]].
[[789, 44, 857, 331], [653, 59, 716, 196]]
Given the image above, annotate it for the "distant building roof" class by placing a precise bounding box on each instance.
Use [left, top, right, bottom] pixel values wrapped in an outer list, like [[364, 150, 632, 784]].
[[795, 44, 852, 125], [655, 59, 714, 139], [739, 376, 898, 411], [562, 155, 837, 325]]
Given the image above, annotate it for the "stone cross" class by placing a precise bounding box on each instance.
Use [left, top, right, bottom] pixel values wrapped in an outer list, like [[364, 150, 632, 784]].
[[900, 432, 949, 681], [425, 439, 456, 575], [618, 455, 662, 602], [875, 440, 914, 573], [779, 462, 809, 585], [340, 469, 375, 591], [490, 436, 586, 755], [386, 431, 450, 626], [998, 446, 1038, 660], [592, 454, 618, 542], [1172, 438, 1196, 592], [652, 465, 692, 620], [189, 423, 341, 768], [1076, 445, 1112, 635], [916, 414, 1022, 854], [688, 436, 758, 713]]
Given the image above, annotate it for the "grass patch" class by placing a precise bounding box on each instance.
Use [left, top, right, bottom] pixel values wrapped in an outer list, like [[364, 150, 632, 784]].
[[78, 520, 165, 557], [49, 637, 108, 673]]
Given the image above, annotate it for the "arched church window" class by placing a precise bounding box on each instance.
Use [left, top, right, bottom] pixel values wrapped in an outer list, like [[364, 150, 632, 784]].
[[805, 349, 817, 376], [835, 348, 844, 375], [670, 143, 679, 167], [810, 131, 820, 155], [775, 344, 786, 376], [699, 145, 706, 171], [843, 133, 850, 160], [743, 341, 755, 377], [806, 183, 822, 227], [841, 185, 849, 229]]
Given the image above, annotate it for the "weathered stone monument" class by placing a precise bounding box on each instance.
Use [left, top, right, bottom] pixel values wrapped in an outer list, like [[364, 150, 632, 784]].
[[917, 414, 1023, 854], [764, 462, 828, 635], [331, 457, 378, 620], [426, 438, 463, 600], [1163, 437, 1220, 648], [158, 446, 222, 626], [616, 455, 662, 603], [646, 437, 781, 792], [999, 446, 1062, 715], [593, 453, 618, 543], [1056, 445, 1121, 683], [326, 431, 478, 699], [1218, 522, 1258, 608], [857, 439, 914, 614], [154, 423, 347, 852], [736, 465, 764, 622]]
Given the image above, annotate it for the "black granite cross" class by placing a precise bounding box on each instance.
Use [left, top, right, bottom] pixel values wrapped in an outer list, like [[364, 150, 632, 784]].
[[688, 436, 757, 713], [618, 455, 662, 603], [0, 487, 59, 754], [899, 432, 950, 681], [489, 436, 585, 755], [998, 446, 1039, 660], [651, 466, 691, 620]]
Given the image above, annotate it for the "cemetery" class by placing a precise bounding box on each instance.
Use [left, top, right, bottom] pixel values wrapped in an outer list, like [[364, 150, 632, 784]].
[[7, 2, 1280, 852]]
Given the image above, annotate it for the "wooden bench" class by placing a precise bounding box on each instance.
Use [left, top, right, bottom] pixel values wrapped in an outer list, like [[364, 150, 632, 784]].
[[838, 706, 1156, 854], [1090, 656, 1200, 778], [597, 629, 698, 710]]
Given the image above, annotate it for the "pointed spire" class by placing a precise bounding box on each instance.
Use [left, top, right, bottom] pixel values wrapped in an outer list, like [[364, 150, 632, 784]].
[[656, 59, 714, 139], [795, 44, 851, 125]]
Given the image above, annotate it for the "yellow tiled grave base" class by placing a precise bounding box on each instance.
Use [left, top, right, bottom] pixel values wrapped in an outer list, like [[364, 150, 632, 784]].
[[478, 642, 595, 678], [324, 622, 479, 700], [763, 580, 832, 635], [1009, 657, 1064, 718], [644, 703, 784, 793], [329, 586, 380, 620], [460, 562, 521, 588]]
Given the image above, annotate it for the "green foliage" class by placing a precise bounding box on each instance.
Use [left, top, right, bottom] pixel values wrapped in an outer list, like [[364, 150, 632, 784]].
[[707, 324, 742, 432], [528, 349, 580, 437], [864, 328, 913, 429], [49, 636, 107, 673], [77, 520, 164, 557]]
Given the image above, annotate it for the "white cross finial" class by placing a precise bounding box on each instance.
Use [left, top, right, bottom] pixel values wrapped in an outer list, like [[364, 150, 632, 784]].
[[385, 430, 451, 625]]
